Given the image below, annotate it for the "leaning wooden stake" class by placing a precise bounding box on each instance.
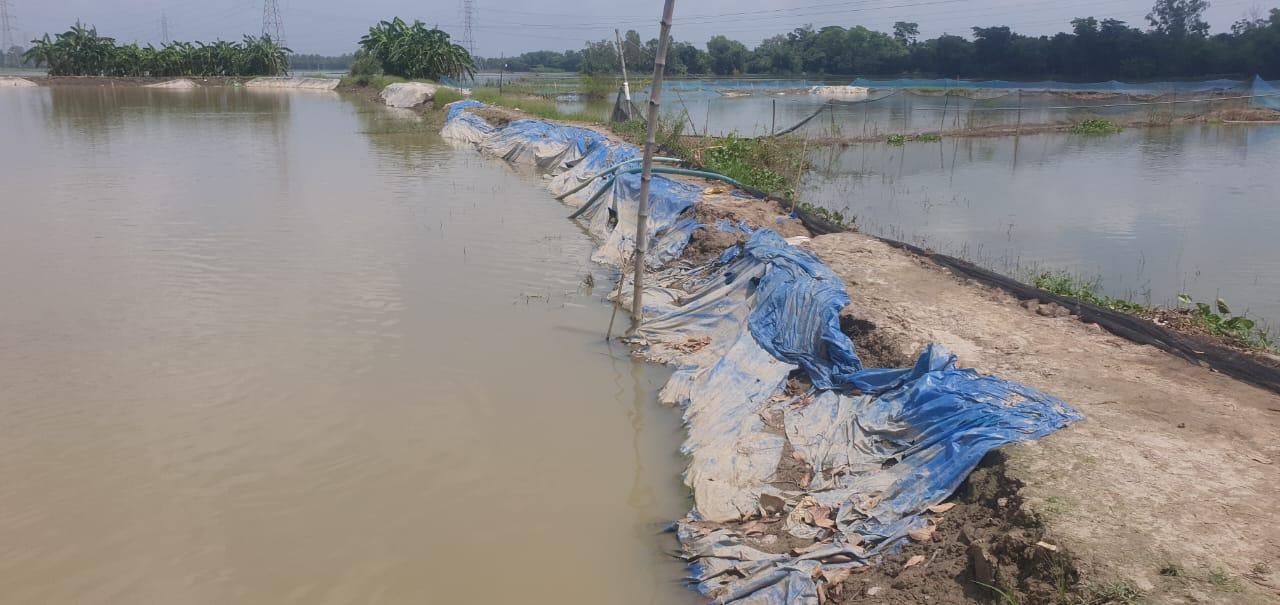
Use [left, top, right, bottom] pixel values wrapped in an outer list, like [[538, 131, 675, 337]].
[[614, 29, 633, 116], [629, 0, 676, 330]]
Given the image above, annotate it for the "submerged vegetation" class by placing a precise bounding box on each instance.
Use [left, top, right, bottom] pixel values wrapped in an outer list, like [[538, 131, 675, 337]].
[[1032, 271, 1275, 351], [23, 22, 289, 76], [1069, 119, 1123, 135], [886, 133, 943, 145], [356, 18, 474, 81]]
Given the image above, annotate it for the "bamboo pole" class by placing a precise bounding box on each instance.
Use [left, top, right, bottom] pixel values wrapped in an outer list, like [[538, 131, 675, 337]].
[[614, 29, 632, 112], [629, 0, 676, 329], [1015, 90, 1023, 137]]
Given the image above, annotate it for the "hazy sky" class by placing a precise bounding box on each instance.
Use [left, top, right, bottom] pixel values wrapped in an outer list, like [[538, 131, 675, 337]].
[[13, 0, 1271, 56]]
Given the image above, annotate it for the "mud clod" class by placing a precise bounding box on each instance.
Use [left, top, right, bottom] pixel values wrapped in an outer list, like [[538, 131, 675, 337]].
[[839, 313, 913, 368], [829, 451, 1084, 604]]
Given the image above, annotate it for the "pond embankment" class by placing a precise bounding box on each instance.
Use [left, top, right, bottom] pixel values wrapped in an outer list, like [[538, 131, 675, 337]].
[[432, 94, 1280, 605]]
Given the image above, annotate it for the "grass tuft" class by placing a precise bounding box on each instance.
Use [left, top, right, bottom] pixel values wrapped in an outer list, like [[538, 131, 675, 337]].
[[1031, 271, 1145, 313]]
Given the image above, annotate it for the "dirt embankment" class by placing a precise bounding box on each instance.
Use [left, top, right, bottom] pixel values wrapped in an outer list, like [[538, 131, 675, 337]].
[[26, 76, 248, 87], [805, 232, 1280, 604]]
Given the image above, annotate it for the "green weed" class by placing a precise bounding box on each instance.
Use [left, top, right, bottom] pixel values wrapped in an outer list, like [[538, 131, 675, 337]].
[[1177, 294, 1259, 344], [1075, 581, 1141, 604], [432, 87, 466, 106], [1031, 271, 1145, 313], [1207, 567, 1240, 592], [1070, 119, 1122, 135], [340, 73, 407, 89], [703, 134, 792, 196]]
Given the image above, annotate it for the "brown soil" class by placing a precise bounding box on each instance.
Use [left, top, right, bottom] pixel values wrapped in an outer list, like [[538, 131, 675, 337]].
[[807, 231, 1280, 604], [1195, 107, 1280, 122], [830, 452, 1080, 605], [683, 191, 810, 264]]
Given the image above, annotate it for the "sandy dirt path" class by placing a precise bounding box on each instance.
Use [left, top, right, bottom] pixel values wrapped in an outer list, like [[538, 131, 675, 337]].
[[808, 231, 1280, 603]]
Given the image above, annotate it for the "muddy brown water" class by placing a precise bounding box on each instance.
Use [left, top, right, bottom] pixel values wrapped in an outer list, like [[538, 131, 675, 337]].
[[0, 86, 694, 604]]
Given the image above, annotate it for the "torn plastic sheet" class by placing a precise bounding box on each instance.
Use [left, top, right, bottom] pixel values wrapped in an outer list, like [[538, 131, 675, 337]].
[[442, 104, 700, 267], [439, 104, 1080, 605], [640, 231, 1080, 604], [480, 119, 607, 170]]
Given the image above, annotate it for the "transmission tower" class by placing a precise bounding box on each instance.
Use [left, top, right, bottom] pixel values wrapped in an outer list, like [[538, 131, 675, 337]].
[[261, 0, 284, 46], [160, 9, 169, 44], [459, 0, 475, 56], [1, 0, 16, 63]]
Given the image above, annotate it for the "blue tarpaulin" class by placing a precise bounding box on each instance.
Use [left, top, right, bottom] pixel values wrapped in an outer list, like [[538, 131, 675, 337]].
[[441, 104, 1081, 605]]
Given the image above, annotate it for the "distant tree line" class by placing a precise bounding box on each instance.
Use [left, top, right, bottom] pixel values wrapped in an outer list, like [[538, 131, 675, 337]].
[[289, 53, 354, 71], [479, 1, 1280, 80], [22, 22, 290, 76]]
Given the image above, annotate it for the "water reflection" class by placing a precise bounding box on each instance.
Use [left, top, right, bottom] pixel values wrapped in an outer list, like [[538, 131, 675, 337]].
[[801, 125, 1280, 324]]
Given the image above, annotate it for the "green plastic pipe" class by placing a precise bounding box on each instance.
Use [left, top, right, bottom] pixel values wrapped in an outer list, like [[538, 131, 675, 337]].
[[555, 155, 686, 200], [619, 166, 745, 189], [568, 175, 617, 219]]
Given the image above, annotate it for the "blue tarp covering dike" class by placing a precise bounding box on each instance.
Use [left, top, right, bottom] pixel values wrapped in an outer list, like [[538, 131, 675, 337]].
[[440, 101, 1081, 604]]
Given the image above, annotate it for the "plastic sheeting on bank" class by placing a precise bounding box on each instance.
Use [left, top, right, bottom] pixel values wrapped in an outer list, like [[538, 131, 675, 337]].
[[244, 77, 339, 90], [440, 102, 1081, 605]]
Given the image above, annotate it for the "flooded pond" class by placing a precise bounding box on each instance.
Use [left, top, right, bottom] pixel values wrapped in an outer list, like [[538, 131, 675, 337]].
[[800, 125, 1280, 326], [0, 86, 693, 604]]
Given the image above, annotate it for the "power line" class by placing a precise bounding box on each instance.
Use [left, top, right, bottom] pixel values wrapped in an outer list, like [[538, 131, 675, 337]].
[[1, 0, 16, 55], [459, 0, 475, 56], [261, 0, 283, 46]]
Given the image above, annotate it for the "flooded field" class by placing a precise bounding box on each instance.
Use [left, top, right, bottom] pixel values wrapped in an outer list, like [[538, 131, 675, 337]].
[[800, 125, 1280, 326], [0, 86, 693, 604]]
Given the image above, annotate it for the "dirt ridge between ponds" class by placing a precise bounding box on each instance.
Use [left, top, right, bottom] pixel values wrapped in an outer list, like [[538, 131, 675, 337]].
[[807, 231, 1280, 604]]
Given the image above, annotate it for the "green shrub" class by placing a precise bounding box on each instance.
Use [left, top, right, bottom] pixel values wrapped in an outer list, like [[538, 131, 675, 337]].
[[358, 18, 474, 80], [349, 48, 382, 76]]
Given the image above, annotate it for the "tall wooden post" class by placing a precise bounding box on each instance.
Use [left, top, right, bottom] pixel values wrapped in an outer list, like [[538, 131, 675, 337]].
[[629, 0, 676, 328], [614, 29, 632, 108]]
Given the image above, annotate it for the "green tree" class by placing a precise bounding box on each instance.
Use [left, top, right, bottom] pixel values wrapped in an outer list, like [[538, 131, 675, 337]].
[[1147, 0, 1211, 37], [893, 21, 920, 45], [706, 35, 748, 75]]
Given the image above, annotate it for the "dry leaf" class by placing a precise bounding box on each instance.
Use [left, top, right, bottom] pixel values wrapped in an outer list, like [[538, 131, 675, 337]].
[[791, 541, 828, 555], [821, 567, 854, 585], [904, 554, 926, 568], [812, 506, 836, 528], [927, 502, 956, 513], [908, 523, 936, 542]]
